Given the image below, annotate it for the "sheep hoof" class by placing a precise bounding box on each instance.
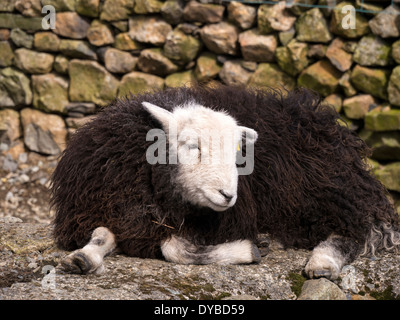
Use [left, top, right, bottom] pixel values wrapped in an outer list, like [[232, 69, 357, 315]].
[[61, 250, 104, 275], [251, 243, 261, 263], [305, 255, 340, 280], [309, 270, 332, 279]]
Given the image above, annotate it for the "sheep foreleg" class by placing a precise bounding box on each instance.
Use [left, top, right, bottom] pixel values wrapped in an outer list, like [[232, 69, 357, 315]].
[[305, 235, 360, 280], [161, 235, 261, 265], [60, 227, 117, 275]]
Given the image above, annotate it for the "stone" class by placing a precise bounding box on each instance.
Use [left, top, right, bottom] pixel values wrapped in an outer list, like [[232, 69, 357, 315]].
[[350, 65, 390, 100], [177, 23, 199, 35], [104, 48, 138, 74], [307, 44, 326, 59], [137, 48, 179, 77], [227, 1, 256, 30], [20, 108, 67, 154], [241, 61, 257, 72], [15, 0, 42, 17], [219, 60, 252, 86], [278, 28, 295, 46], [258, 2, 296, 34], [318, 0, 337, 17], [3, 154, 18, 171], [10, 28, 33, 48], [325, 38, 352, 72], [369, 5, 400, 38], [342, 41, 358, 54], [288, 0, 315, 16], [161, 0, 184, 25], [0, 29, 10, 40], [339, 71, 357, 97], [298, 60, 342, 97], [33, 32, 60, 52], [323, 94, 342, 113], [87, 20, 114, 47], [0, 0, 15, 12], [393, 40, 400, 64], [296, 8, 332, 43], [118, 71, 164, 97], [129, 16, 172, 46], [14, 48, 54, 74], [100, 0, 134, 21], [134, 0, 164, 14], [66, 102, 96, 115], [373, 162, 400, 192], [365, 108, 400, 132], [194, 52, 222, 81], [0, 13, 42, 31], [249, 63, 296, 90], [353, 35, 392, 67], [54, 55, 69, 74], [40, 0, 75, 11], [163, 29, 202, 64], [69, 60, 119, 106], [2, 222, 400, 300], [330, 2, 370, 39], [76, 0, 100, 18], [165, 70, 195, 88], [59, 40, 97, 60], [200, 22, 239, 55], [343, 94, 376, 120], [66, 116, 96, 129], [388, 66, 400, 107], [32, 73, 69, 114], [360, 130, 400, 161], [298, 278, 347, 300], [0, 109, 21, 144], [24, 123, 60, 155], [0, 67, 32, 107], [275, 39, 309, 77], [114, 33, 143, 51], [0, 41, 14, 67], [238, 29, 277, 62], [355, 0, 383, 16], [53, 12, 91, 39], [183, 1, 224, 24]]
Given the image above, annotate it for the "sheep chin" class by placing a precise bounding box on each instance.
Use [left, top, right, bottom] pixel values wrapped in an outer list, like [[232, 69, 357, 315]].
[[202, 193, 237, 212]]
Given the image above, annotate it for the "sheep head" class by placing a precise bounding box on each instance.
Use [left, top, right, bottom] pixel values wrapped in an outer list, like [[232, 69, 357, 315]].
[[143, 101, 257, 212]]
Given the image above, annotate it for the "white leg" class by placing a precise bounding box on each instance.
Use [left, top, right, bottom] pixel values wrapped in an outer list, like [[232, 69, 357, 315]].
[[161, 235, 261, 265], [60, 227, 117, 275]]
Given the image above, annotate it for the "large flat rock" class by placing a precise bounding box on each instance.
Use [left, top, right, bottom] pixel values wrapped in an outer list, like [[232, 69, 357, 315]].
[[0, 222, 399, 300]]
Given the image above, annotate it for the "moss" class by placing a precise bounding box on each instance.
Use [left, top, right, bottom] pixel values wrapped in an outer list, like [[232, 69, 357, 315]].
[[203, 283, 216, 293], [215, 292, 232, 300], [287, 272, 307, 297], [369, 286, 400, 300], [350, 65, 390, 100], [249, 63, 296, 91]]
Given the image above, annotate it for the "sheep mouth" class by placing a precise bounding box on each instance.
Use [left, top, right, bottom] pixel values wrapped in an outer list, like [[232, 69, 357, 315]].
[[204, 196, 232, 211]]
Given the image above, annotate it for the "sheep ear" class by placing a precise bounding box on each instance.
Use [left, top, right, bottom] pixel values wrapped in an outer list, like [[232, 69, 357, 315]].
[[239, 126, 258, 144], [142, 102, 175, 129]]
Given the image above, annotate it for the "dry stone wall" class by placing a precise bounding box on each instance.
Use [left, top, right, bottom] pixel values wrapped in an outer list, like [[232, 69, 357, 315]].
[[0, 0, 400, 211]]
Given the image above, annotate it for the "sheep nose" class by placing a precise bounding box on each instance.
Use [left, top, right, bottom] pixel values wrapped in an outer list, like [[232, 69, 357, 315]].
[[219, 190, 233, 202]]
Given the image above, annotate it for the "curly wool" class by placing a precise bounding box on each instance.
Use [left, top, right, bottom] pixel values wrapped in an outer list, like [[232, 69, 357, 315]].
[[51, 85, 399, 258]]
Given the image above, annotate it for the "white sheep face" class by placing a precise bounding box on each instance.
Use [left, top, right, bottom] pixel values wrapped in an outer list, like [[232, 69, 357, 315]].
[[143, 101, 257, 212]]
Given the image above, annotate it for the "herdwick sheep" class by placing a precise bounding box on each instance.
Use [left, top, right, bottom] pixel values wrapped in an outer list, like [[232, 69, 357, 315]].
[[51, 85, 400, 279]]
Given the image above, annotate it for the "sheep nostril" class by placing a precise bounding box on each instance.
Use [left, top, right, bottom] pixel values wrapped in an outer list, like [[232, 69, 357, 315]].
[[219, 190, 233, 202]]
